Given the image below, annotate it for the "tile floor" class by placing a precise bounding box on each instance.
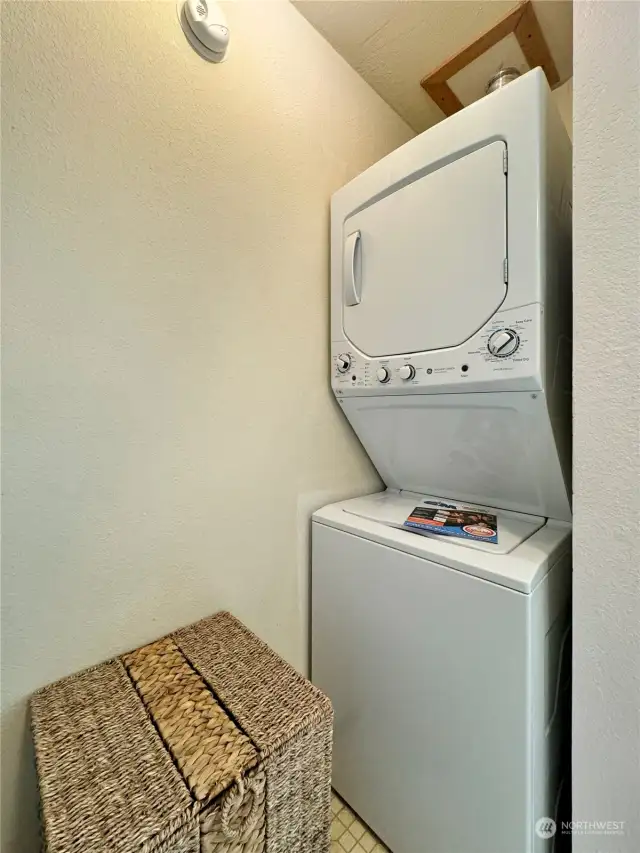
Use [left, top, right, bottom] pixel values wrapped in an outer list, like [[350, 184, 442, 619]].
[[331, 790, 390, 853]]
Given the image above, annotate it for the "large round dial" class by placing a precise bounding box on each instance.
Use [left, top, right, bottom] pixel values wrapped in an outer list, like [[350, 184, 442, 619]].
[[336, 353, 351, 373], [398, 364, 416, 380], [487, 329, 520, 358], [376, 367, 391, 383]]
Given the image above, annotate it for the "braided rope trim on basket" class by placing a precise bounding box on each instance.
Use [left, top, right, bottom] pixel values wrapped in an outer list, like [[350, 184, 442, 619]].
[[200, 767, 266, 853], [122, 638, 259, 803], [173, 612, 334, 760]]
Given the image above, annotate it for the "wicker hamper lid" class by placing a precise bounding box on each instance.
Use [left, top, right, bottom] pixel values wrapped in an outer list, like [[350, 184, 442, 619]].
[[30, 611, 332, 853]]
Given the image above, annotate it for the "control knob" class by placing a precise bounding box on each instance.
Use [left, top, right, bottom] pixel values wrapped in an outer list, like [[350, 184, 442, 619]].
[[487, 329, 519, 357], [376, 367, 391, 384], [336, 353, 351, 373], [398, 364, 415, 380]]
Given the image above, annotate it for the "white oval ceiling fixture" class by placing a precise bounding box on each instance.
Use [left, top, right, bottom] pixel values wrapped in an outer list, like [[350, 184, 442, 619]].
[[178, 0, 230, 63]]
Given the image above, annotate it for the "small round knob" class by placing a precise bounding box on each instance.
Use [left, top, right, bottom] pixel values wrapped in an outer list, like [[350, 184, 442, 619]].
[[398, 364, 415, 380], [488, 329, 519, 357], [376, 367, 390, 383], [337, 354, 351, 373]]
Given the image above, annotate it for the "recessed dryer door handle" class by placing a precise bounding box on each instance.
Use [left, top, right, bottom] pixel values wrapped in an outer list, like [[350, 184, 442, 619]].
[[343, 230, 362, 306]]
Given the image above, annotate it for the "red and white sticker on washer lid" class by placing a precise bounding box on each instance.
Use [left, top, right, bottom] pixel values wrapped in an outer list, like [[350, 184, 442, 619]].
[[404, 500, 498, 544]]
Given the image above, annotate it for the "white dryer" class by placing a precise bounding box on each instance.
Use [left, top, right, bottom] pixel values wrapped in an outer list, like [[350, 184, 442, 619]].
[[312, 69, 572, 853], [330, 67, 572, 521]]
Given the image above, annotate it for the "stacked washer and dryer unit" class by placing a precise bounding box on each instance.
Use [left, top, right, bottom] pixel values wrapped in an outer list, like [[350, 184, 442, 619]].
[[311, 69, 572, 853]]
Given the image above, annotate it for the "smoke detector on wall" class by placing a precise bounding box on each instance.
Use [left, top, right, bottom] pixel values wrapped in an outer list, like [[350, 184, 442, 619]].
[[178, 0, 229, 62]]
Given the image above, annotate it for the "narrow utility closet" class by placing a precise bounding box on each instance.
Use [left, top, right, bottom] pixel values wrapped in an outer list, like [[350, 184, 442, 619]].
[[2, 2, 638, 853]]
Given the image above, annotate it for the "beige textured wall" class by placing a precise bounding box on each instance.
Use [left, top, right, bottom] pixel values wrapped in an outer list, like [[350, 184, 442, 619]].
[[572, 3, 640, 850], [0, 2, 412, 848]]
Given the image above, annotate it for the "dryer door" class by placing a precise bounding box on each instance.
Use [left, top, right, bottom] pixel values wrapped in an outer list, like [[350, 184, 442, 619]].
[[342, 141, 507, 357]]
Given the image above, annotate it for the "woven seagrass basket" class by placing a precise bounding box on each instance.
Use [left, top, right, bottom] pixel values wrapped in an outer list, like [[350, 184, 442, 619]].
[[30, 611, 333, 853]]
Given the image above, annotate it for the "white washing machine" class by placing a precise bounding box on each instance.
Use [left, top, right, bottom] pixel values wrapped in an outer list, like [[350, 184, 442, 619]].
[[313, 492, 571, 853], [312, 69, 572, 853]]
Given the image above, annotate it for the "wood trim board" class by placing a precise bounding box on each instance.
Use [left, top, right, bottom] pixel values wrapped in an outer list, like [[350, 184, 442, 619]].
[[420, 0, 560, 117]]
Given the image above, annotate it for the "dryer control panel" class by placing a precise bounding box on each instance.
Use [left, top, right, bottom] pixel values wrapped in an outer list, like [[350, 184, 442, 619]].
[[332, 303, 541, 396]]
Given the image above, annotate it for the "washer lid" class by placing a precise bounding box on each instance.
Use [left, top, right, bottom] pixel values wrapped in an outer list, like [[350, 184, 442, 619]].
[[342, 490, 544, 555], [342, 141, 507, 357], [313, 491, 571, 593]]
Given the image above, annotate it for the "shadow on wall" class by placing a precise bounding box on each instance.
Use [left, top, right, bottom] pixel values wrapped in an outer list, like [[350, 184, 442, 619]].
[[2, 705, 40, 852]]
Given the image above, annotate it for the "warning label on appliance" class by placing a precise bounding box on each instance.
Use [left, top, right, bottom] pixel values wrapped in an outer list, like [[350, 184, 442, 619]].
[[403, 501, 498, 544]]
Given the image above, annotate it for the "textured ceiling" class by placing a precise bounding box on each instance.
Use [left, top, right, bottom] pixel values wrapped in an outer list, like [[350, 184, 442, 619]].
[[293, 1, 573, 132]]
